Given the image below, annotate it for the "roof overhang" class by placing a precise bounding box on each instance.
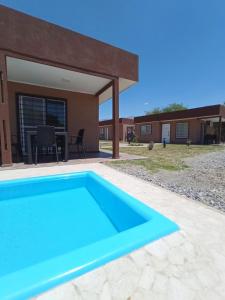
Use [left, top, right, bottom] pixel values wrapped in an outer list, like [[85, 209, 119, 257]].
[[202, 117, 225, 122], [6, 57, 136, 103], [0, 5, 138, 85], [134, 105, 225, 123]]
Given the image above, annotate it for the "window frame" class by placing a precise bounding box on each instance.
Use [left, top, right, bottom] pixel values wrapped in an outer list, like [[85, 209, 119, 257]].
[[140, 124, 152, 136], [16, 93, 67, 154], [46, 98, 67, 129], [99, 127, 104, 135], [176, 122, 189, 139]]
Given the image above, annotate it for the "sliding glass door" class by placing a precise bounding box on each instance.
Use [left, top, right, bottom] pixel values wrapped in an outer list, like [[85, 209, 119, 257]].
[[17, 95, 67, 155]]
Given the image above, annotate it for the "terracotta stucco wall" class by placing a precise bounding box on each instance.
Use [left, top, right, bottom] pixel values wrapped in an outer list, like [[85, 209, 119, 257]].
[[7, 82, 99, 152], [169, 119, 202, 144], [135, 122, 161, 143], [188, 119, 202, 144], [164, 121, 177, 143], [108, 126, 113, 140], [0, 5, 138, 82], [119, 123, 124, 141], [99, 125, 113, 140], [99, 124, 135, 141], [136, 119, 203, 144], [122, 124, 135, 141]]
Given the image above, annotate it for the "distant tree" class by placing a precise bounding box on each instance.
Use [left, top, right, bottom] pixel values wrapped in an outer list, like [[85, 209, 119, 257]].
[[162, 103, 188, 113], [146, 102, 188, 115], [150, 107, 162, 114]]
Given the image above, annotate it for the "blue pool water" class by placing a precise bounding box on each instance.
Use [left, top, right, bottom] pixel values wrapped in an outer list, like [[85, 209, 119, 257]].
[[0, 171, 179, 300]]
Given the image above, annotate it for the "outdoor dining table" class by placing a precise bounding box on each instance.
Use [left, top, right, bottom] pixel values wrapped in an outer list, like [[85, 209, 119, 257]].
[[27, 131, 69, 164]]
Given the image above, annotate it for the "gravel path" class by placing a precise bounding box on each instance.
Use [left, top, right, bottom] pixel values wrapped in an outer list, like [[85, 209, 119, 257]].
[[109, 149, 225, 213]]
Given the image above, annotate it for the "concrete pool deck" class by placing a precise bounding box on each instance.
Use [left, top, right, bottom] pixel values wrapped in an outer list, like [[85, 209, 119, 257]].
[[1, 163, 225, 300]]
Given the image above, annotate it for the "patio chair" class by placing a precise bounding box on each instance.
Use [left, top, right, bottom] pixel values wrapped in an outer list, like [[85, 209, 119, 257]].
[[11, 134, 21, 162], [69, 129, 86, 158], [35, 126, 59, 164]]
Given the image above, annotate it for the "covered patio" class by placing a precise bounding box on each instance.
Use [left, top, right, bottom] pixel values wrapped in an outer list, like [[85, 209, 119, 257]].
[[201, 116, 225, 144], [0, 5, 138, 167]]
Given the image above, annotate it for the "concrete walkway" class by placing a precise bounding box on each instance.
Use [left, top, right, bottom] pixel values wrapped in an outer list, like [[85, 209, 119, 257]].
[[1, 163, 225, 300]]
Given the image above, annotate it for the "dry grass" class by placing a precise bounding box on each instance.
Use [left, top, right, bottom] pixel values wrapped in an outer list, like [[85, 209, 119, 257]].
[[99, 141, 112, 149], [105, 144, 224, 172]]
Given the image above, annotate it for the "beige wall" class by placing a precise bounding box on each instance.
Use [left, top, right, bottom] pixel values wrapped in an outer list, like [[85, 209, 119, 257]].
[[7, 81, 99, 152]]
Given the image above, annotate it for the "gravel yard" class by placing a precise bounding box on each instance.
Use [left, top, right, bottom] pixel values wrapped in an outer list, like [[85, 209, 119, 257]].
[[108, 148, 225, 213]]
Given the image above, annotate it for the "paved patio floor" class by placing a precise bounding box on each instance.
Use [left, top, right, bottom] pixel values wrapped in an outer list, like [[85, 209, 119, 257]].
[[1, 163, 225, 300], [0, 150, 145, 171]]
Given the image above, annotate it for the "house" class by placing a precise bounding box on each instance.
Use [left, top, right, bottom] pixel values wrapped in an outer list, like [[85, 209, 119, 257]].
[[134, 105, 225, 144], [99, 118, 134, 141], [0, 5, 138, 166]]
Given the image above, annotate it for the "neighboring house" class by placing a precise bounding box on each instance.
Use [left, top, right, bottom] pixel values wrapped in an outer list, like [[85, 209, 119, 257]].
[[0, 5, 138, 166], [135, 105, 225, 144], [99, 118, 134, 141]]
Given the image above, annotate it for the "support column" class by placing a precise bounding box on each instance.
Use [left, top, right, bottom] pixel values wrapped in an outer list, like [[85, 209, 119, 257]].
[[112, 78, 119, 159], [0, 52, 12, 166], [218, 116, 222, 144]]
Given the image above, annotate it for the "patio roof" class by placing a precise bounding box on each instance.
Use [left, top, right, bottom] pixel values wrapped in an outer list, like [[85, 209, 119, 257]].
[[0, 4, 138, 83], [6, 57, 136, 104]]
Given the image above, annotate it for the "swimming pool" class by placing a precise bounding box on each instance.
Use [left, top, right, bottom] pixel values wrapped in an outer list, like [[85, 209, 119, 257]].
[[0, 171, 179, 299]]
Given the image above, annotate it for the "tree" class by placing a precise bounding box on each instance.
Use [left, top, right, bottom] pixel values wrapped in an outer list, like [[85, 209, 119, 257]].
[[146, 102, 188, 115], [162, 103, 188, 112], [150, 107, 162, 114]]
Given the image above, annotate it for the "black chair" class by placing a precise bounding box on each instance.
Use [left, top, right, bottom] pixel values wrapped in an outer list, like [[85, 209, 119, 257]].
[[35, 126, 58, 164], [70, 129, 86, 158], [11, 135, 21, 163]]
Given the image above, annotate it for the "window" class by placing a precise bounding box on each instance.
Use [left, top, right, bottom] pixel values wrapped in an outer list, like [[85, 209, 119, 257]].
[[176, 123, 188, 138], [46, 99, 66, 128], [18, 95, 66, 154], [99, 127, 109, 140], [99, 127, 104, 139], [140, 124, 152, 136]]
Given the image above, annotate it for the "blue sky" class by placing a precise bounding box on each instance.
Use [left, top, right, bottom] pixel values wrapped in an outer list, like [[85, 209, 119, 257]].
[[1, 0, 225, 120]]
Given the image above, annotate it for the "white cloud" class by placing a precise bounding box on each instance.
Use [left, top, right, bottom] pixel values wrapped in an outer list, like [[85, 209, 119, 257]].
[[144, 101, 149, 105]]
